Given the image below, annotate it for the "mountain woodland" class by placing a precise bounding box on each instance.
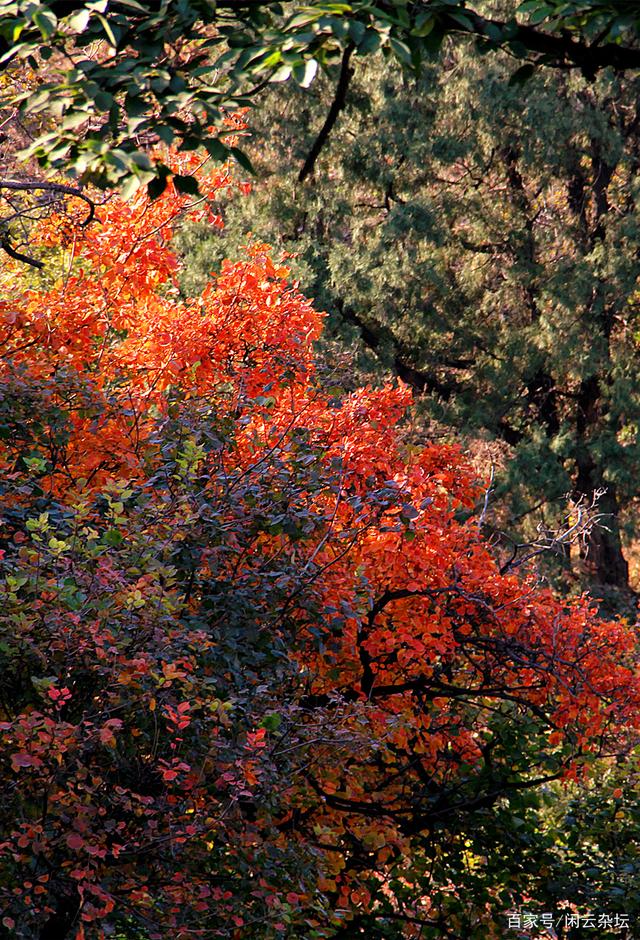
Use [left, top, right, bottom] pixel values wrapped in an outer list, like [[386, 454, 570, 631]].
[[3, 1, 640, 938]]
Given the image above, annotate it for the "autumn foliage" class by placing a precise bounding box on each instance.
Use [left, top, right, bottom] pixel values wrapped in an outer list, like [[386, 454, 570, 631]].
[[1, 153, 640, 939]]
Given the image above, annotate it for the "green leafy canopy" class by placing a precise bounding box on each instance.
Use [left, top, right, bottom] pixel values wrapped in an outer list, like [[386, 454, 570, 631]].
[[1, 0, 640, 193]]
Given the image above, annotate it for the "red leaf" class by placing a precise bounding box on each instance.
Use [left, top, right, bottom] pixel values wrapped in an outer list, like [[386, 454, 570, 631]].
[[11, 752, 43, 771]]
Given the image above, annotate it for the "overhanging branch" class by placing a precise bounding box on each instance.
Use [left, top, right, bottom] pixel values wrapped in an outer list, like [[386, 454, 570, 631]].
[[0, 236, 44, 269], [299, 42, 355, 183], [0, 179, 96, 226]]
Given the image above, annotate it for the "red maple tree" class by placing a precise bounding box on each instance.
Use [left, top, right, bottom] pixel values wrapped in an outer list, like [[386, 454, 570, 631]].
[[0, 150, 638, 939]]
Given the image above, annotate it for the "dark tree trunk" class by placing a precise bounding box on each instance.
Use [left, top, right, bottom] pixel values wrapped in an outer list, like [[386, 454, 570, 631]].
[[567, 129, 631, 594], [575, 374, 629, 589], [574, 452, 629, 588]]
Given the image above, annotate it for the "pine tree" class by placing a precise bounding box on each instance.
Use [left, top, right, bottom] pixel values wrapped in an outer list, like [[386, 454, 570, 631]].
[[177, 40, 640, 605]]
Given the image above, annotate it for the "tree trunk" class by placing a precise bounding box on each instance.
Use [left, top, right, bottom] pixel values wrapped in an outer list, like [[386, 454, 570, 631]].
[[575, 374, 629, 590], [574, 452, 629, 588]]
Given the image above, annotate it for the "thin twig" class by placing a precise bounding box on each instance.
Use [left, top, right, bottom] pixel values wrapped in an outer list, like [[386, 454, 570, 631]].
[[477, 464, 495, 530]]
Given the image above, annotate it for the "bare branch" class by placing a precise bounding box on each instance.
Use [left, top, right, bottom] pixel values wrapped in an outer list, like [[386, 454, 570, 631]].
[[500, 490, 607, 574], [477, 464, 495, 531], [0, 235, 44, 269], [0, 179, 96, 226]]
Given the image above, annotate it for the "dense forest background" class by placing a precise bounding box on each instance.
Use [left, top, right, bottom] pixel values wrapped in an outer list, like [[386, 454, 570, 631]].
[[3, 1, 640, 938], [177, 34, 640, 613]]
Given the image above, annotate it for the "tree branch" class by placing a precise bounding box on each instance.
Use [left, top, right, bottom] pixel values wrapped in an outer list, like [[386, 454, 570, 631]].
[[444, 7, 640, 79], [0, 179, 96, 226], [0, 236, 44, 269], [299, 42, 355, 183]]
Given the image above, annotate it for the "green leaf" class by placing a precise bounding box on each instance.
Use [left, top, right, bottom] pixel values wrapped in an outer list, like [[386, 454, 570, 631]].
[[357, 28, 382, 53], [33, 8, 57, 38], [389, 35, 413, 65], [270, 64, 292, 82], [260, 713, 282, 731], [23, 88, 52, 112], [94, 91, 114, 111], [96, 13, 118, 45], [61, 110, 89, 129], [448, 11, 474, 29], [67, 8, 91, 32], [508, 62, 536, 85], [294, 57, 318, 87], [348, 19, 365, 43], [130, 151, 153, 171], [103, 529, 123, 546], [230, 147, 256, 175], [204, 137, 229, 161], [253, 49, 282, 71], [287, 11, 320, 29], [146, 174, 168, 199], [526, 5, 554, 25], [412, 14, 435, 37], [173, 173, 200, 195], [155, 124, 175, 144], [125, 96, 148, 117]]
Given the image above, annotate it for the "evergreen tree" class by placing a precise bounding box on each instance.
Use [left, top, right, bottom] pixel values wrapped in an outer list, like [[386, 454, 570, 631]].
[[2, 0, 640, 194], [176, 38, 640, 605]]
